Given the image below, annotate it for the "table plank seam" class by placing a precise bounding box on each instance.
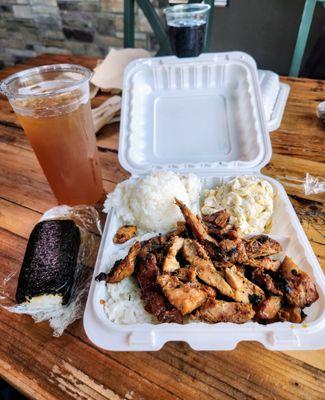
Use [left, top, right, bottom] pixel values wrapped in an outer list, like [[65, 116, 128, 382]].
[[0, 120, 20, 130], [161, 344, 324, 399], [0, 312, 185, 400], [97, 146, 118, 154], [0, 196, 42, 215]]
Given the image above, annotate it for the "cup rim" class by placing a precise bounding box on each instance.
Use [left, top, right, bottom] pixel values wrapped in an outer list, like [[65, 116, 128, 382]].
[[0, 63, 93, 100], [164, 4, 211, 16]]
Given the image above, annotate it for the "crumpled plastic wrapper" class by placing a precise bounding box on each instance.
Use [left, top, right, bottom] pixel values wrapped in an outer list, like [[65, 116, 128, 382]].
[[304, 173, 325, 195], [0, 205, 101, 337]]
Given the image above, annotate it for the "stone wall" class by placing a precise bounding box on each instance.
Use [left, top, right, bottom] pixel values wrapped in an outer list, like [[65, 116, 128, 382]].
[[0, 0, 165, 68]]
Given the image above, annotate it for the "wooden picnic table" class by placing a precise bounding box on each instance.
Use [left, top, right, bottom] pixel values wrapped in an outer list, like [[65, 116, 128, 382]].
[[0, 54, 324, 400]]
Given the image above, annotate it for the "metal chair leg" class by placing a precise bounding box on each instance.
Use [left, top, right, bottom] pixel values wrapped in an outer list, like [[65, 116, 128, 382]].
[[289, 0, 317, 76], [124, 0, 135, 48], [204, 0, 215, 51], [136, 0, 172, 54]]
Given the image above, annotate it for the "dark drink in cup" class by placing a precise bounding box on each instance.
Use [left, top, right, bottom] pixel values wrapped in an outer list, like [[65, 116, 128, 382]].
[[168, 20, 206, 58], [164, 4, 210, 58]]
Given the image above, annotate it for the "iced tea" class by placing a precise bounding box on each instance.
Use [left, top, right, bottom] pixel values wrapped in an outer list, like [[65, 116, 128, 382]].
[[0, 64, 103, 206], [17, 99, 102, 205]]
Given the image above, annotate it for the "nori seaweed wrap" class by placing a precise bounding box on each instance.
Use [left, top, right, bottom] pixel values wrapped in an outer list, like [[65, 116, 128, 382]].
[[16, 220, 81, 305]]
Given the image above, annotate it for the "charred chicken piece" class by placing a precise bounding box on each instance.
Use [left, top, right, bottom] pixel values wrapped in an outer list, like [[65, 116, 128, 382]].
[[162, 236, 184, 273], [245, 235, 282, 259], [214, 260, 234, 269], [113, 225, 137, 244], [224, 228, 240, 240], [157, 274, 212, 315], [224, 266, 265, 304], [194, 298, 255, 324], [219, 238, 248, 264], [202, 209, 229, 228], [169, 221, 190, 238], [256, 296, 282, 320], [141, 235, 168, 268], [176, 267, 197, 283], [200, 239, 223, 261], [182, 239, 235, 299], [193, 258, 235, 299], [204, 222, 239, 242], [175, 198, 217, 244], [280, 256, 319, 308], [251, 269, 283, 296], [182, 239, 209, 261], [245, 257, 281, 272], [106, 242, 141, 283], [136, 252, 183, 323], [278, 306, 305, 323]]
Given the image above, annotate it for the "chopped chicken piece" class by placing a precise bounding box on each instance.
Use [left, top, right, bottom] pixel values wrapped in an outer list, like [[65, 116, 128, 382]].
[[182, 239, 235, 299], [141, 235, 168, 268], [194, 298, 255, 323], [202, 209, 229, 228], [278, 306, 305, 323], [214, 260, 233, 269], [169, 221, 188, 238], [136, 251, 160, 291], [224, 266, 265, 304], [204, 223, 223, 241], [176, 267, 197, 283], [143, 290, 183, 323], [182, 239, 209, 261], [157, 274, 211, 315], [136, 252, 182, 323], [193, 258, 235, 299], [201, 240, 223, 261], [256, 296, 282, 320], [280, 256, 319, 308], [113, 225, 137, 244], [204, 222, 239, 242], [234, 265, 246, 275], [245, 257, 281, 272], [162, 236, 184, 273], [141, 234, 168, 252], [251, 269, 283, 296], [245, 235, 282, 258], [225, 228, 239, 240], [175, 198, 217, 244], [219, 238, 248, 263], [106, 242, 141, 283]]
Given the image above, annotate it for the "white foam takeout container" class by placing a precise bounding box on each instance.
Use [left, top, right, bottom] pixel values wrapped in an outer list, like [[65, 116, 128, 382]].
[[84, 52, 325, 351]]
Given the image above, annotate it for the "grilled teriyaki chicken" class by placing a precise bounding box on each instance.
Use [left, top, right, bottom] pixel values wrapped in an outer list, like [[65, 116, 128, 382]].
[[97, 200, 319, 324]]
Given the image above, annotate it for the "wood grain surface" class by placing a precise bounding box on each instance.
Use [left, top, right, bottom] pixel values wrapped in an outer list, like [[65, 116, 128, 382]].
[[0, 54, 324, 400]]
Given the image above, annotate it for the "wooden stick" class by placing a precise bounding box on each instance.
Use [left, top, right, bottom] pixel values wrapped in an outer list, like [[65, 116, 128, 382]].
[[91, 96, 121, 133]]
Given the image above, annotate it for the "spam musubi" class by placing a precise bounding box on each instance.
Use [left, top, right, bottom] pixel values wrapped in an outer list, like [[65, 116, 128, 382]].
[[16, 219, 81, 306]]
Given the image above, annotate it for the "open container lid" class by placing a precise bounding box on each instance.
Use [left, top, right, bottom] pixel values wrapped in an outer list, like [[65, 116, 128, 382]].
[[258, 69, 290, 132], [119, 52, 273, 176]]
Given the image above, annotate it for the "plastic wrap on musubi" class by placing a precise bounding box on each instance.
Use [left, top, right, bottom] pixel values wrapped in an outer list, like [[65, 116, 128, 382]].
[[16, 220, 81, 307], [2, 205, 101, 337]]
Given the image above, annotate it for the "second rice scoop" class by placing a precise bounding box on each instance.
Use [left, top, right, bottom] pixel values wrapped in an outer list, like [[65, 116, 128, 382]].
[[104, 172, 201, 232]]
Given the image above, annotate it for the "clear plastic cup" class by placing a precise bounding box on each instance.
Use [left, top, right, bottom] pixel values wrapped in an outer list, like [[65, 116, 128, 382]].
[[0, 64, 103, 206], [164, 4, 211, 58]]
